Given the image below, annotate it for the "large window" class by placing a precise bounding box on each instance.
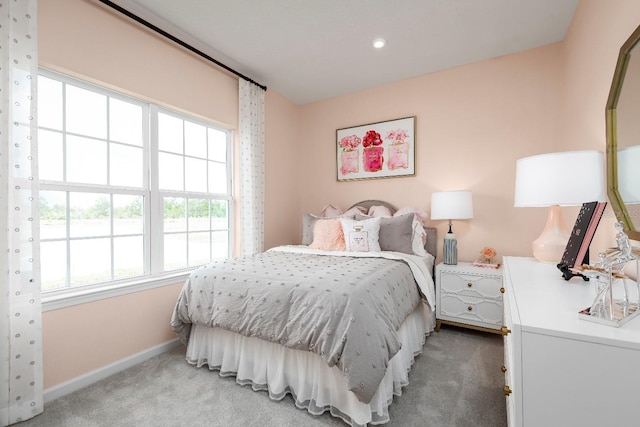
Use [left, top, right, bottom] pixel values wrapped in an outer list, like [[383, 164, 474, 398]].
[[38, 70, 232, 294]]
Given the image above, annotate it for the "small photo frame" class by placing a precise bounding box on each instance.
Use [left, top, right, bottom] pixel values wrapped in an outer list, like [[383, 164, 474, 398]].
[[558, 201, 607, 280], [336, 116, 416, 181]]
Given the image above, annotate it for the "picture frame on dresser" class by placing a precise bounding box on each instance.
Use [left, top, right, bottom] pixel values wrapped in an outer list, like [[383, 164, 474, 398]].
[[557, 201, 607, 281]]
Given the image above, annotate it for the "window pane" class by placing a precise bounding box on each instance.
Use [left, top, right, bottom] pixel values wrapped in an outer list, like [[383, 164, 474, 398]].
[[185, 157, 207, 192], [164, 197, 186, 232], [185, 121, 207, 158], [70, 192, 110, 238], [41, 241, 67, 291], [66, 135, 107, 185], [158, 112, 183, 154], [66, 84, 107, 139], [114, 236, 144, 278], [38, 71, 234, 293], [208, 161, 228, 194], [212, 230, 229, 259], [164, 233, 187, 271], [188, 199, 209, 231], [110, 143, 143, 187], [38, 76, 63, 130], [189, 232, 210, 266], [158, 152, 183, 191], [70, 238, 111, 286], [40, 190, 67, 240], [113, 195, 143, 235], [38, 129, 64, 182], [211, 200, 228, 231], [110, 98, 143, 146], [208, 128, 227, 162]]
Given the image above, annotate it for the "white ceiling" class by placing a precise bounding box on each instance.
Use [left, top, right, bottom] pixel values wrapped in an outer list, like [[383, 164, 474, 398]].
[[110, 0, 579, 105]]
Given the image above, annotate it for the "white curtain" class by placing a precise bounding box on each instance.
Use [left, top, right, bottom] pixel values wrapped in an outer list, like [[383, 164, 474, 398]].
[[239, 80, 265, 255], [0, 0, 43, 425]]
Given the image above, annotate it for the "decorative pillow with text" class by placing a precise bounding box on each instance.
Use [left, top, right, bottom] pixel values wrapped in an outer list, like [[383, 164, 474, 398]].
[[340, 217, 381, 252]]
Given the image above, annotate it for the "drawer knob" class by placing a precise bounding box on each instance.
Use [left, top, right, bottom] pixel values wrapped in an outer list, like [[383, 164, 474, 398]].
[[501, 326, 511, 336], [503, 385, 512, 396], [500, 287, 505, 294], [501, 365, 507, 373], [467, 306, 473, 311], [467, 282, 473, 288]]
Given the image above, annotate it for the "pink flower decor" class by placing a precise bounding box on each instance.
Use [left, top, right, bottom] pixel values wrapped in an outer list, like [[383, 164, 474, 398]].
[[481, 247, 497, 262], [339, 135, 361, 151], [386, 129, 409, 142], [362, 130, 383, 148]]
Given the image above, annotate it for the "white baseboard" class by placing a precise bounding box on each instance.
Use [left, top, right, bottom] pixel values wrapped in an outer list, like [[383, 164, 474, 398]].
[[44, 338, 182, 403]]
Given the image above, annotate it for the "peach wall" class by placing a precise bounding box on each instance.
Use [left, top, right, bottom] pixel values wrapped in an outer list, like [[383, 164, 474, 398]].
[[42, 283, 183, 388], [298, 44, 565, 263], [264, 90, 301, 248]]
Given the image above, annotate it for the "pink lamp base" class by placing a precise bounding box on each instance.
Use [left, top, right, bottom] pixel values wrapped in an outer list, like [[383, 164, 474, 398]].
[[532, 205, 570, 263]]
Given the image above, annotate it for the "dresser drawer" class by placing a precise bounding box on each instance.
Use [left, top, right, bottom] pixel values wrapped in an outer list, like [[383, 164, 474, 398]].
[[439, 293, 503, 328], [440, 270, 503, 299], [502, 286, 516, 426]]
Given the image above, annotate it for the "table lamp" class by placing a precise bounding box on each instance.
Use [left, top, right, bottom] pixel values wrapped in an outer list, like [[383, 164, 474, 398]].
[[431, 190, 474, 265], [514, 150, 605, 263]]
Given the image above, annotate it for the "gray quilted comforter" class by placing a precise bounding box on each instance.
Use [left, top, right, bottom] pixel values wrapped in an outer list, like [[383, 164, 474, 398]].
[[171, 246, 434, 404]]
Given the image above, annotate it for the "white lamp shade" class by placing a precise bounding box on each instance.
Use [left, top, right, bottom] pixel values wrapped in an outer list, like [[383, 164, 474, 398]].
[[431, 191, 474, 220], [618, 145, 640, 204], [514, 150, 605, 207]]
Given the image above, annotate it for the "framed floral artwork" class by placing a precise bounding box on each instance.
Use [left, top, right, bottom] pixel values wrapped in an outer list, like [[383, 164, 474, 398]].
[[336, 116, 416, 181]]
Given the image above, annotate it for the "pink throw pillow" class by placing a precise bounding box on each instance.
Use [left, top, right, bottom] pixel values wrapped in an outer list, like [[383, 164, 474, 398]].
[[395, 206, 428, 223], [368, 205, 393, 218], [341, 205, 368, 217], [320, 204, 343, 218], [310, 218, 346, 251]]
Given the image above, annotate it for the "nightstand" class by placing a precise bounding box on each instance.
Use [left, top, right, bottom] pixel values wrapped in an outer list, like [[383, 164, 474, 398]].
[[435, 262, 503, 333]]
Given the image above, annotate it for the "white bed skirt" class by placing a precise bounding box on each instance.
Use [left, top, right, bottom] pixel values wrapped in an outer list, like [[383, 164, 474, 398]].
[[185, 301, 435, 426]]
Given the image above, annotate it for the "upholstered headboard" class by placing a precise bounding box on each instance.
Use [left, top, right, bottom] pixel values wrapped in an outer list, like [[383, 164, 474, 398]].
[[348, 200, 437, 260]]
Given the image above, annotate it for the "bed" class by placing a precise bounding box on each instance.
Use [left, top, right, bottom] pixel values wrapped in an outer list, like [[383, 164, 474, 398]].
[[171, 200, 437, 426]]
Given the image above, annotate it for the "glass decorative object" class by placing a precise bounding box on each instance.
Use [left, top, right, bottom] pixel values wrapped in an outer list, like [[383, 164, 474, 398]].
[[578, 222, 640, 327]]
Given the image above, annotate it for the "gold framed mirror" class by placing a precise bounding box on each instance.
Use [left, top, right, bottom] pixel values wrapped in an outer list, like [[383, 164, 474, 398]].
[[606, 24, 640, 241]]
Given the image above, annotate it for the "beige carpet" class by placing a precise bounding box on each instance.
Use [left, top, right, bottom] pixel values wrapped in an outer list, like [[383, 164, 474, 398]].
[[17, 325, 507, 427]]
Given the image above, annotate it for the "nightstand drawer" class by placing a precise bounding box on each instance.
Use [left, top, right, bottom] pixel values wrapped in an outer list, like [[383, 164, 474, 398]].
[[439, 293, 503, 327], [440, 270, 502, 299]]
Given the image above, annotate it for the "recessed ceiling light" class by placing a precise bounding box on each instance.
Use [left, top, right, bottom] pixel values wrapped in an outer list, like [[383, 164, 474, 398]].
[[372, 38, 386, 49]]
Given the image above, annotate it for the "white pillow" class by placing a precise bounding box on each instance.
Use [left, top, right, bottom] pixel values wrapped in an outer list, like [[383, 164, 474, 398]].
[[411, 217, 428, 256], [340, 217, 382, 252]]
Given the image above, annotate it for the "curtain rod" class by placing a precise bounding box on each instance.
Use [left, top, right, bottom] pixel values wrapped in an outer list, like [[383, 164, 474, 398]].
[[98, 0, 267, 91]]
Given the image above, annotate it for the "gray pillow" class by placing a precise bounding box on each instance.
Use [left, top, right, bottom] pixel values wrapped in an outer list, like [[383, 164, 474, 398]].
[[355, 213, 414, 254], [302, 213, 321, 245]]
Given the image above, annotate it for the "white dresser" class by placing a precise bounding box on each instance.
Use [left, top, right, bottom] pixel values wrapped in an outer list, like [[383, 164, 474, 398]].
[[436, 262, 503, 332], [502, 256, 640, 427]]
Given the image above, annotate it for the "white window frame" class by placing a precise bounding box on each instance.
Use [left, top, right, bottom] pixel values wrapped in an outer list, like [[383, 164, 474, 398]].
[[39, 69, 234, 311]]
